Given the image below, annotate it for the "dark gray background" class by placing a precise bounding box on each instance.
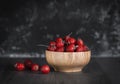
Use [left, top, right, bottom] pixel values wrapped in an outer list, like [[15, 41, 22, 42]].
[[0, 0, 120, 57]]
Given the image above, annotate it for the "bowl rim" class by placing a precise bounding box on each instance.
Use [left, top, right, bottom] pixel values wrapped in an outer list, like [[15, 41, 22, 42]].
[[45, 50, 91, 53]]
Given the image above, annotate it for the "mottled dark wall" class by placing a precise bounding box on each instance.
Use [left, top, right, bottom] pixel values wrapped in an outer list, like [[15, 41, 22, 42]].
[[0, 0, 120, 57]]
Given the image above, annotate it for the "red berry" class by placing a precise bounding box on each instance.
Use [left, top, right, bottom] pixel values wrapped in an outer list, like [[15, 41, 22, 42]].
[[14, 62, 25, 71], [76, 45, 89, 52], [66, 44, 75, 52], [82, 45, 89, 51], [31, 64, 39, 71], [56, 47, 64, 52], [56, 42, 64, 48], [56, 37, 63, 43], [67, 37, 76, 44], [64, 36, 70, 41], [47, 46, 56, 51], [49, 41, 56, 46], [76, 47, 84, 52], [41, 65, 50, 74], [64, 32, 72, 41], [76, 38, 84, 46], [24, 59, 33, 68]]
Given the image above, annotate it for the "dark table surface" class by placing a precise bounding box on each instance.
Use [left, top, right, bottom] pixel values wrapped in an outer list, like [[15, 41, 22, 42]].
[[0, 57, 120, 84]]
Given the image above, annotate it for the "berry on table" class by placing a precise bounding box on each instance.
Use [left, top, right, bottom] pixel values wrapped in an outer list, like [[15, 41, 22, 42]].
[[14, 62, 25, 71], [31, 64, 39, 71], [24, 59, 33, 68], [41, 65, 50, 74]]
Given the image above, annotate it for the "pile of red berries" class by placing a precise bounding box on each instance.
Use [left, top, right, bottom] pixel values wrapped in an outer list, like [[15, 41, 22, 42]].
[[47, 34, 89, 52], [14, 59, 50, 74]]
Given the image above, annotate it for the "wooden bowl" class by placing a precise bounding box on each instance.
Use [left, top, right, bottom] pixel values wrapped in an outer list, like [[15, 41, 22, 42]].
[[45, 50, 91, 72]]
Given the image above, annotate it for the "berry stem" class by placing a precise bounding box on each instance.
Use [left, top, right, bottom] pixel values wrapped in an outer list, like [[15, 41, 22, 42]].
[[68, 32, 72, 36]]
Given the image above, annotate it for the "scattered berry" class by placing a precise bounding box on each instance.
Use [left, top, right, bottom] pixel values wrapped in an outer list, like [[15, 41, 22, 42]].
[[14, 62, 25, 71], [24, 59, 33, 68], [41, 65, 50, 74], [14, 60, 51, 74], [31, 64, 39, 71]]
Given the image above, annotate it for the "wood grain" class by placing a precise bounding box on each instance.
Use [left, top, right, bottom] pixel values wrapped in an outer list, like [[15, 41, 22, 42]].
[[45, 50, 91, 72]]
